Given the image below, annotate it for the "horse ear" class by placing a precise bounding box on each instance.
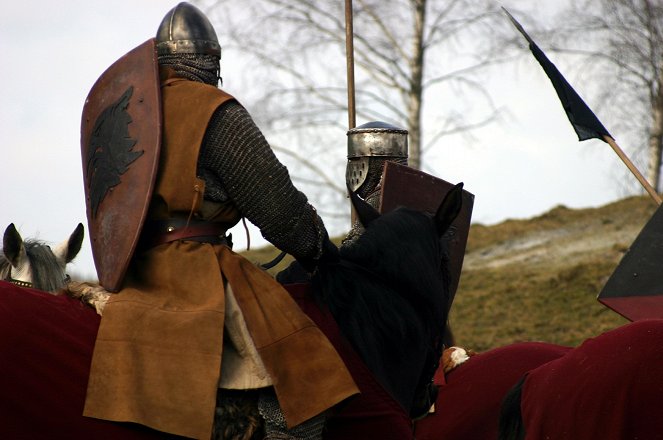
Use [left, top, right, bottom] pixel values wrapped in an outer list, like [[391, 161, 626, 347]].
[[348, 184, 381, 227], [3, 223, 26, 267], [435, 183, 464, 236], [53, 223, 85, 264]]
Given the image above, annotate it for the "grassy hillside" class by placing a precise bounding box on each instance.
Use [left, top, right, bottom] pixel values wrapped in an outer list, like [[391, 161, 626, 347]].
[[242, 195, 656, 351]]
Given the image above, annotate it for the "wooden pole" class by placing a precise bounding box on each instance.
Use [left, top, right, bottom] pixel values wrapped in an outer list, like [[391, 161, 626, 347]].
[[345, 0, 358, 225], [345, 0, 356, 130], [604, 135, 662, 205]]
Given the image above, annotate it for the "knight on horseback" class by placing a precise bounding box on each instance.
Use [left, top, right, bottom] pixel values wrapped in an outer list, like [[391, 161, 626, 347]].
[[81, 3, 357, 439]]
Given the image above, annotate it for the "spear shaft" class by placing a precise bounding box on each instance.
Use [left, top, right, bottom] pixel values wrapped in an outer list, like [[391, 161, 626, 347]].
[[604, 135, 662, 204], [345, 0, 356, 129]]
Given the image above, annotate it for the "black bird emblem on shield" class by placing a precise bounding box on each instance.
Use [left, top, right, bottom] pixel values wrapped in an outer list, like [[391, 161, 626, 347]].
[[86, 86, 144, 218]]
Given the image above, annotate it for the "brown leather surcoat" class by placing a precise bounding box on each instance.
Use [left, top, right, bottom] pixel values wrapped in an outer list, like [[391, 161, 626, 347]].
[[84, 74, 357, 439]]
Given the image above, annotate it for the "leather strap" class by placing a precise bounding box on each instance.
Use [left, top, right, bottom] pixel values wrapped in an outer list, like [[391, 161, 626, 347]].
[[140, 218, 230, 250]]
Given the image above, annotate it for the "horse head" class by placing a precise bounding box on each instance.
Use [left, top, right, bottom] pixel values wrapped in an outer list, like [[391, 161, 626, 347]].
[[346, 182, 463, 323], [316, 183, 463, 418], [1, 223, 85, 293]]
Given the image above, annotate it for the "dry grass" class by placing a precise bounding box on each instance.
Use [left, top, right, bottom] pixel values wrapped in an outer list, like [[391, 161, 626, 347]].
[[449, 259, 628, 351], [451, 195, 655, 350]]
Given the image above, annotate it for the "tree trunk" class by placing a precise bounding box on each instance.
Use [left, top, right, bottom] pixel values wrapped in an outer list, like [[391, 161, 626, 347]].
[[648, 67, 663, 193], [407, 0, 426, 170], [647, 114, 663, 193]]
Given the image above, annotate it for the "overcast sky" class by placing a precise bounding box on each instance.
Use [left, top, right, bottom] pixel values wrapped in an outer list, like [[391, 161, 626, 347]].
[[1, 1, 634, 280]]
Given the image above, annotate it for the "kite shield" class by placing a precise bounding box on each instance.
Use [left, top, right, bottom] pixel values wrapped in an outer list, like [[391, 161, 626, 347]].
[[80, 39, 161, 292], [379, 162, 474, 310], [598, 203, 663, 321]]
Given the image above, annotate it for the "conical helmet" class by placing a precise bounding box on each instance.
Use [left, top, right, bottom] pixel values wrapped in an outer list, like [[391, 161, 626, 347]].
[[156, 2, 221, 57]]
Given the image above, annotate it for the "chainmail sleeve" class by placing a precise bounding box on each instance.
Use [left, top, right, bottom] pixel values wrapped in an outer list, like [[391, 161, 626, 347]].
[[198, 100, 325, 261]]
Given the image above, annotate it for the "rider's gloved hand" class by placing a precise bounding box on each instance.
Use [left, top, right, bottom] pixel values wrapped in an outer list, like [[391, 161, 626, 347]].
[[276, 233, 339, 284]]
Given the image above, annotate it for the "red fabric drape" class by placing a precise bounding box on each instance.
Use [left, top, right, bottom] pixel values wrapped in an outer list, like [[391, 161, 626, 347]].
[[0, 281, 180, 439], [4, 279, 662, 440], [521, 320, 663, 440], [414, 341, 570, 439]]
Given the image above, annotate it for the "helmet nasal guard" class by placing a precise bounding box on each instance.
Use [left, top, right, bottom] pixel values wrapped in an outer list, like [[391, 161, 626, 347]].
[[156, 2, 221, 58]]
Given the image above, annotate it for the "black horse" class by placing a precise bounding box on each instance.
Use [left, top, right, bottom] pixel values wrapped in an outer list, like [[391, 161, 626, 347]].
[[309, 183, 464, 420]]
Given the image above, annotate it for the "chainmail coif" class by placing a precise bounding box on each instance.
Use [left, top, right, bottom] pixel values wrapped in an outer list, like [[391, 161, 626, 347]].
[[159, 53, 220, 86]]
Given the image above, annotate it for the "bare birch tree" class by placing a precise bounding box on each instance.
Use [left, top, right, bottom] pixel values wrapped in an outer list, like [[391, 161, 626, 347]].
[[196, 0, 518, 221], [546, 0, 663, 192]]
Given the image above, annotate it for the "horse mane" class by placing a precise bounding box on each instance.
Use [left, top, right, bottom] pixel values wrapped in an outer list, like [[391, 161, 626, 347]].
[[26, 240, 69, 292], [313, 206, 452, 414], [0, 239, 68, 292], [343, 208, 452, 322]]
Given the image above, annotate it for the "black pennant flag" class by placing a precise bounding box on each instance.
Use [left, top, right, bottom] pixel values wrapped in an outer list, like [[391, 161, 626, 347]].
[[503, 7, 612, 142], [503, 10, 663, 321]]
